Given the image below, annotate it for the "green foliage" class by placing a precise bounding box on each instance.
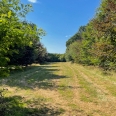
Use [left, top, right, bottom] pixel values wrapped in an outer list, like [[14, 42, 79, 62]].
[[79, 22, 99, 65], [8, 45, 35, 66], [7, 22, 46, 66], [0, 0, 45, 76], [35, 43, 48, 63], [91, 0, 116, 70], [65, 41, 82, 63], [47, 53, 66, 62], [66, 26, 85, 47], [65, 26, 85, 62], [65, 0, 116, 70], [59, 54, 66, 62]]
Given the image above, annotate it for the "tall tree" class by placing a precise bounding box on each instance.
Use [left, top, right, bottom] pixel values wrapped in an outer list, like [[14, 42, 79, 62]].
[[65, 0, 116, 70], [91, 0, 116, 69], [0, 0, 45, 76]]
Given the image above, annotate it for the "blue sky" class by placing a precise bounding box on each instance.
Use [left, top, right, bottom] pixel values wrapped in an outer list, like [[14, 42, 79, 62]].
[[22, 0, 101, 53]]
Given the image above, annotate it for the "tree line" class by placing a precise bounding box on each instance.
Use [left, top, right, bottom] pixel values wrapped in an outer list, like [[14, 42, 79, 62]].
[[47, 53, 66, 62], [0, 0, 66, 77], [0, 0, 48, 76], [1, 0, 116, 77], [65, 0, 116, 71]]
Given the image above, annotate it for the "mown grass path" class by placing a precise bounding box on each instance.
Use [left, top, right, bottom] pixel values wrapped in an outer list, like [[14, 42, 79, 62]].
[[0, 62, 116, 116]]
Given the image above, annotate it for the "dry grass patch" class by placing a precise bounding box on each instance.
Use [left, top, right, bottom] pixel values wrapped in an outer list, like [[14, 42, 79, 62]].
[[0, 62, 116, 116]]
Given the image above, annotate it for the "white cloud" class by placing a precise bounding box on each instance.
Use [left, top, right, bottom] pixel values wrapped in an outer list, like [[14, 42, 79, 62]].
[[28, 0, 37, 3], [65, 35, 71, 38]]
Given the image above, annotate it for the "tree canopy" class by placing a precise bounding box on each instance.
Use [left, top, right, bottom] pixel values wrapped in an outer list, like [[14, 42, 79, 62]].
[[0, 0, 45, 76], [65, 0, 116, 70]]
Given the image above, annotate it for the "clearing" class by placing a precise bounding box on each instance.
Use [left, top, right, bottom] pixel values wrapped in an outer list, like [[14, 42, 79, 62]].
[[0, 62, 116, 116]]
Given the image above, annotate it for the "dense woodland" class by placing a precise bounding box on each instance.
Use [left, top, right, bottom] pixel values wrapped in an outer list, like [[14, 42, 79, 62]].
[[65, 0, 116, 71], [47, 53, 66, 62], [0, 0, 116, 115], [0, 0, 66, 77], [0, 0, 116, 77], [0, 0, 47, 76]]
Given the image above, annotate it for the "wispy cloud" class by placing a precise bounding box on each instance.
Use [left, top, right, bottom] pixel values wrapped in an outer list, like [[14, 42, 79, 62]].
[[65, 35, 68, 38], [65, 35, 71, 38], [28, 0, 38, 3]]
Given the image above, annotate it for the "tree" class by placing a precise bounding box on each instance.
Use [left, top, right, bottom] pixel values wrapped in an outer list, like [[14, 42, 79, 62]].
[[65, 41, 82, 63], [0, 0, 45, 76], [35, 43, 48, 63], [65, 26, 85, 62], [66, 26, 85, 47], [47, 53, 66, 62], [91, 0, 116, 70], [65, 0, 116, 70]]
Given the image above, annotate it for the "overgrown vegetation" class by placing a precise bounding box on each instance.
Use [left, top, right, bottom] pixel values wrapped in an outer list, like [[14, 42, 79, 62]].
[[65, 0, 116, 70], [47, 53, 66, 62], [0, 0, 47, 77]]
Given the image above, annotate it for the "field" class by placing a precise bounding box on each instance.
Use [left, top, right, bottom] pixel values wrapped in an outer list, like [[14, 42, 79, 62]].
[[0, 62, 116, 116]]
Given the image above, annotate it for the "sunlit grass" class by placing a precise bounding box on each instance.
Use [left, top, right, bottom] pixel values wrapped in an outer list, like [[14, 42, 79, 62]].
[[76, 73, 98, 102], [74, 64, 116, 97], [0, 62, 116, 115]]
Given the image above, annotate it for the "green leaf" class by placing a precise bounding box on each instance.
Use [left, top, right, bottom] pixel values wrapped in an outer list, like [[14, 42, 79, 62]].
[[8, 11, 12, 18]]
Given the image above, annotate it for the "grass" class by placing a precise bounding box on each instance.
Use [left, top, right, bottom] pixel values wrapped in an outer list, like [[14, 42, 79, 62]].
[[74, 64, 116, 97], [0, 62, 116, 116], [77, 74, 98, 102]]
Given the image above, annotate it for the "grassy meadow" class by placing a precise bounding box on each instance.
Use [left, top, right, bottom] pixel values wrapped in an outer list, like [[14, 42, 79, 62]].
[[0, 62, 116, 116]]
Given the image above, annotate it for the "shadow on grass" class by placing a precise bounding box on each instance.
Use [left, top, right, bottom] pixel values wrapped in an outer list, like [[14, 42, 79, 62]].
[[0, 95, 65, 116], [0, 63, 69, 90]]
